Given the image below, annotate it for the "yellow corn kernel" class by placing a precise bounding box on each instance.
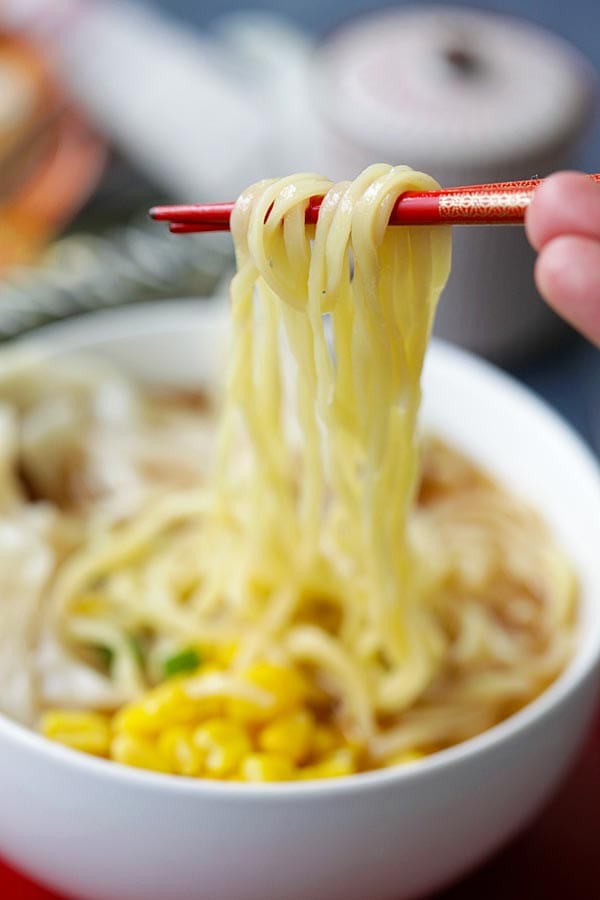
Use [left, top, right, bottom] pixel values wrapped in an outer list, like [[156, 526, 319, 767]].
[[193, 718, 251, 777], [258, 709, 314, 763], [386, 749, 425, 768], [312, 725, 340, 759], [110, 733, 171, 773], [300, 748, 357, 780], [213, 641, 238, 665], [70, 593, 109, 616], [158, 727, 204, 776], [227, 662, 306, 724], [239, 753, 295, 782], [40, 710, 111, 757], [113, 677, 220, 736]]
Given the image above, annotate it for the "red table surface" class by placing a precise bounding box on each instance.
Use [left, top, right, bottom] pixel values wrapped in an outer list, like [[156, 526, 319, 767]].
[[2, 707, 598, 900]]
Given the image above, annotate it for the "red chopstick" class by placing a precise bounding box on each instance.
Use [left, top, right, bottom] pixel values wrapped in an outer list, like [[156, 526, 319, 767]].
[[150, 174, 600, 232]]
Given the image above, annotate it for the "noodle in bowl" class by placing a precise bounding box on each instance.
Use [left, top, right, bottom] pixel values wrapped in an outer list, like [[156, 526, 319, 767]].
[[0, 300, 598, 900]]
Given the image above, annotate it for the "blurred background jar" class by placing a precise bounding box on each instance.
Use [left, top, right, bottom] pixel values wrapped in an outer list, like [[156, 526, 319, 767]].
[[0, 28, 105, 274], [309, 6, 596, 361]]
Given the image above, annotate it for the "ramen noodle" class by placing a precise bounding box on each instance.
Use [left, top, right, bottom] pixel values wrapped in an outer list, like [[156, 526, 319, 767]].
[[0, 166, 576, 780]]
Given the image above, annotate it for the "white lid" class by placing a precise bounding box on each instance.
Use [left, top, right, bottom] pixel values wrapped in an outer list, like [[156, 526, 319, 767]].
[[313, 6, 595, 169]]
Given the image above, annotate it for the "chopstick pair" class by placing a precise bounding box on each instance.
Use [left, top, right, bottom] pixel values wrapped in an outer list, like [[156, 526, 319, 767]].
[[150, 173, 600, 233]]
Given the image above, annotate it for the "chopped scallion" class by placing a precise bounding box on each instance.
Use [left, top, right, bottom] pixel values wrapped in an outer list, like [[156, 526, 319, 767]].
[[127, 634, 146, 669], [163, 647, 201, 679], [93, 644, 114, 672]]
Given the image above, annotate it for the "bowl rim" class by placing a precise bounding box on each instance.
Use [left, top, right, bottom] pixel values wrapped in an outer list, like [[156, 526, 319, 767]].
[[1, 299, 599, 799]]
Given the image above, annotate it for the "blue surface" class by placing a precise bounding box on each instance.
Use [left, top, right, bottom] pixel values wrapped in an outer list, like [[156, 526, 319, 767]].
[[509, 336, 600, 453], [151, 0, 600, 454]]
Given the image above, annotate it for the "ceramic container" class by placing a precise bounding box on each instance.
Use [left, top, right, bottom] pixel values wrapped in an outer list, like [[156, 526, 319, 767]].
[[0, 301, 599, 900]]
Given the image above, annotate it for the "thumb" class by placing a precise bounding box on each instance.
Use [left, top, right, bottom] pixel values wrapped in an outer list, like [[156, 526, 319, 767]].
[[526, 172, 600, 347]]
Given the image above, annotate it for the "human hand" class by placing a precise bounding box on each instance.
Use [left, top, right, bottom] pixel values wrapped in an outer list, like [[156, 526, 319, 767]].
[[526, 171, 600, 347]]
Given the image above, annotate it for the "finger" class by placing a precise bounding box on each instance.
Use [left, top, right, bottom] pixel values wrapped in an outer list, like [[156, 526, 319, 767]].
[[525, 172, 600, 252], [534, 234, 600, 346]]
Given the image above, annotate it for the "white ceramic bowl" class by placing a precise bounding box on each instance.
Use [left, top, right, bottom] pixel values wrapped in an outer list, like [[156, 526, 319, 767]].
[[1, 301, 599, 900]]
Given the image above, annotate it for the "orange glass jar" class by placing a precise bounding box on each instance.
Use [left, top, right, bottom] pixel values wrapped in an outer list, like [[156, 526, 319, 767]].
[[0, 32, 106, 274]]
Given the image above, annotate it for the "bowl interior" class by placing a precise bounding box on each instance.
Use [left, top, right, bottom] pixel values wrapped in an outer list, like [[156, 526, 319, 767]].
[[7, 297, 600, 785]]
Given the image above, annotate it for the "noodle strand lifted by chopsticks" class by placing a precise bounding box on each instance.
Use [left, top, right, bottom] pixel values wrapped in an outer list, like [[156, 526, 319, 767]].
[[0, 165, 576, 776]]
